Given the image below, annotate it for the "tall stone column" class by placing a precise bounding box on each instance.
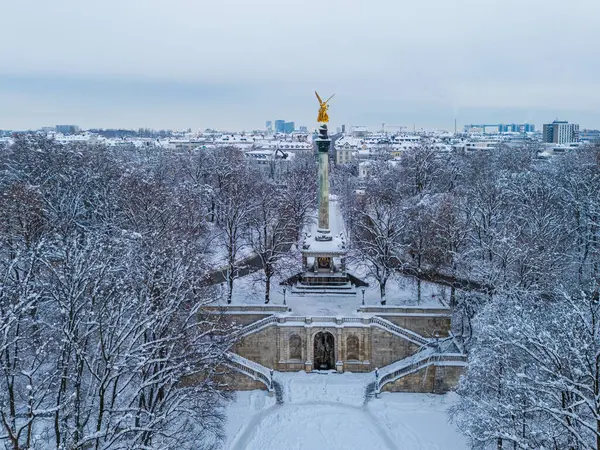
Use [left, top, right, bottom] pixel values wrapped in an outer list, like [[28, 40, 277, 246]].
[[316, 125, 331, 234], [305, 329, 312, 372]]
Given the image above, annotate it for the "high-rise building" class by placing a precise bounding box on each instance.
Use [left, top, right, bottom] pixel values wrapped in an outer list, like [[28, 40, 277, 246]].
[[542, 120, 579, 144], [284, 122, 295, 133], [55, 124, 80, 134], [275, 120, 285, 133], [266, 121, 273, 132], [298, 126, 308, 132]]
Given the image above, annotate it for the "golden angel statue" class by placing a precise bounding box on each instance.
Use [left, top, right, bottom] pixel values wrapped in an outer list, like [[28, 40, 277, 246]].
[[315, 91, 335, 123]]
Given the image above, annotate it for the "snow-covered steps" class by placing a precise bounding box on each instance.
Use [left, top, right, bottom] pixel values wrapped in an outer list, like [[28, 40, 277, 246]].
[[291, 281, 357, 296]]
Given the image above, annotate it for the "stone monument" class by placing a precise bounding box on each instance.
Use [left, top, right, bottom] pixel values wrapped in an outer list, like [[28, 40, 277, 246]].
[[285, 93, 367, 295]]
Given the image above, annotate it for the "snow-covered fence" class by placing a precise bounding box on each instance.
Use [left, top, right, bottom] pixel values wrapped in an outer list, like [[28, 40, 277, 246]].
[[235, 315, 278, 337], [341, 317, 364, 324], [370, 316, 430, 346], [311, 316, 339, 323], [279, 316, 306, 323], [225, 352, 274, 391], [375, 351, 467, 393]]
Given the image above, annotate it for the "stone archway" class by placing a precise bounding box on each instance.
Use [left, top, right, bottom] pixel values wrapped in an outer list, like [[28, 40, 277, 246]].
[[313, 332, 335, 370]]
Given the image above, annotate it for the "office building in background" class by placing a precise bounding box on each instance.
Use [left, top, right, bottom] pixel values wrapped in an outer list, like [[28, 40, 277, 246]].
[[543, 120, 579, 144], [275, 120, 285, 133]]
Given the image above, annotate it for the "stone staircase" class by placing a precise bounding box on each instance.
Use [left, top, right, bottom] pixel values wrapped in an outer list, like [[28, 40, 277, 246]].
[[291, 280, 357, 296]]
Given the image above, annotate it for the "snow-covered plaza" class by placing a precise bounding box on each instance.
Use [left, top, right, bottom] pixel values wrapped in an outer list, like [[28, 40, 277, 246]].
[[225, 374, 467, 450]]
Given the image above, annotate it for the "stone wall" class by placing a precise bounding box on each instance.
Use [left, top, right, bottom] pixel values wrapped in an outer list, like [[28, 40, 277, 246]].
[[234, 326, 279, 368], [226, 313, 462, 393], [234, 322, 426, 374], [433, 364, 464, 393], [382, 365, 436, 393], [276, 326, 373, 372], [381, 364, 465, 394], [180, 366, 266, 391], [370, 327, 419, 368], [217, 370, 267, 391]]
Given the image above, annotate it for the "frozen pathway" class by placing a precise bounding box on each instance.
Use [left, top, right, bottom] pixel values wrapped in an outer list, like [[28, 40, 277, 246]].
[[224, 372, 467, 450], [231, 402, 398, 450]]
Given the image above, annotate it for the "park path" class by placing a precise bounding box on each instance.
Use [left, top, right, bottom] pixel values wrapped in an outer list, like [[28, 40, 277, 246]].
[[229, 371, 402, 450]]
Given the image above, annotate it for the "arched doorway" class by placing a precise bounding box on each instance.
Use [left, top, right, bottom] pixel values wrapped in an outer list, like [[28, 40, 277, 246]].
[[313, 332, 335, 370]]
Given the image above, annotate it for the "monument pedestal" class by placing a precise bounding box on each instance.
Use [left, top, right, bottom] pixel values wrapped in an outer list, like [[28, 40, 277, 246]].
[[282, 124, 367, 295]]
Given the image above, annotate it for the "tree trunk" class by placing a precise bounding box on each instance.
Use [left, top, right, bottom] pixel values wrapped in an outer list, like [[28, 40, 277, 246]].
[[227, 266, 234, 304], [265, 275, 271, 304], [380, 280, 386, 305]]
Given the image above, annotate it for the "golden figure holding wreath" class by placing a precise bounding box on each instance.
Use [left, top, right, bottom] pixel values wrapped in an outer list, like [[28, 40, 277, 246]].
[[315, 91, 335, 123]]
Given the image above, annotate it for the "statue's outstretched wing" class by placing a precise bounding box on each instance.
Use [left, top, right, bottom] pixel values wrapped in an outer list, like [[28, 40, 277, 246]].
[[325, 94, 335, 104], [315, 91, 323, 104]]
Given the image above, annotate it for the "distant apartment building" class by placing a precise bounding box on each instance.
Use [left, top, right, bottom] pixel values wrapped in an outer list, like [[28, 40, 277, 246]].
[[55, 124, 80, 134], [266, 121, 273, 132], [274, 120, 286, 133], [298, 126, 308, 132], [542, 120, 579, 144], [335, 137, 360, 164], [578, 129, 600, 142], [464, 123, 535, 133], [284, 122, 295, 134]]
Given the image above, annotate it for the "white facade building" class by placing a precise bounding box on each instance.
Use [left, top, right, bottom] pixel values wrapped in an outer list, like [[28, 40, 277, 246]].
[[542, 120, 579, 144]]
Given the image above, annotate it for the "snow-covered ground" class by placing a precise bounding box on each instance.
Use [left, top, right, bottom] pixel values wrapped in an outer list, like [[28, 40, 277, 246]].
[[210, 198, 450, 315], [278, 371, 371, 406], [224, 379, 466, 450], [212, 271, 448, 316]]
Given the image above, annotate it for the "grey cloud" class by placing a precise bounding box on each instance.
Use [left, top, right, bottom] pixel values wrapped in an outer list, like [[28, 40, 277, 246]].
[[1, 0, 599, 130]]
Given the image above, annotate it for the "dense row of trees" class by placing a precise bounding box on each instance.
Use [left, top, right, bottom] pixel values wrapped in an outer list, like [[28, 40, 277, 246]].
[[334, 142, 600, 448], [195, 147, 315, 303], [0, 136, 314, 449]]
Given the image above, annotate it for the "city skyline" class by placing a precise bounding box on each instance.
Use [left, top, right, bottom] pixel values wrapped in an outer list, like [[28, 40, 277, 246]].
[[1, 0, 600, 131]]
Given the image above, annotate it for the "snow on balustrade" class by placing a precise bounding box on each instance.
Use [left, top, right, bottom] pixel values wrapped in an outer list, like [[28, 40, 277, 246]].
[[376, 345, 467, 391], [236, 315, 278, 336], [226, 352, 273, 382], [377, 347, 437, 381], [370, 316, 431, 345]]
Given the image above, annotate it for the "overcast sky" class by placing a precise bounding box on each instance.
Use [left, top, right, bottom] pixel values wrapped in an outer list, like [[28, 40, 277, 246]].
[[1, 0, 600, 131]]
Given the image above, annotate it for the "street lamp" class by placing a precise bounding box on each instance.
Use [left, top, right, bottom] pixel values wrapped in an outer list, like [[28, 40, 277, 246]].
[[361, 287, 366, 306]]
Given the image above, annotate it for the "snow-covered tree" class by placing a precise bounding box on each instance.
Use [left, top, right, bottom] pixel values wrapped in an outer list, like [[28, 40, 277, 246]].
[[350, 162, 406, 304], [247, 180, 296, 303], [0, 137, 234, 450]]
